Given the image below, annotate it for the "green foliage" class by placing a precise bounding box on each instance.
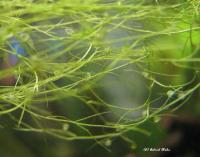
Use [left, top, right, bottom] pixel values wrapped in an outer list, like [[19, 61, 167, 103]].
[[0, 0, 200, 151]]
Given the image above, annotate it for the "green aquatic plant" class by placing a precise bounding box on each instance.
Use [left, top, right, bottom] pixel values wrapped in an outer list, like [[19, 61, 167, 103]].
[[0, 0, 200, 150]]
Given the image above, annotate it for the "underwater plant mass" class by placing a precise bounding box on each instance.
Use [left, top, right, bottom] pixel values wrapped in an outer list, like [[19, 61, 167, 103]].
[[0, 0, 200, 157]]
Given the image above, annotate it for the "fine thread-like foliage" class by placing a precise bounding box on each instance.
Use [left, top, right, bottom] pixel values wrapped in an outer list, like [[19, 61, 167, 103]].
[[0, 0, 200, 149]]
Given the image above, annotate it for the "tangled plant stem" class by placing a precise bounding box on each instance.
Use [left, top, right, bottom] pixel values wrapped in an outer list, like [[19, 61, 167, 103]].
[[0, 0, 200, 148]]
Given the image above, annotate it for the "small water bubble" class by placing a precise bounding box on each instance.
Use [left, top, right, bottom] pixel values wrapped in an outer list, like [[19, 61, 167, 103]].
[[167, 90, 174, 97], [62, 123, 69, 131], [142, 72, 149, 78], [153, 116, 161, 123], [105, 139, 112, 147]]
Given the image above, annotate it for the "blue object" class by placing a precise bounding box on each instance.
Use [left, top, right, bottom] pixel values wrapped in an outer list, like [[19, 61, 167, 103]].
[[9, 38, 27, 65]]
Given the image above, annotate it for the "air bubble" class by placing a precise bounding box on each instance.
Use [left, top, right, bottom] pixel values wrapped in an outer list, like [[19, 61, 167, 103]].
[[105, 139, 112, 147], [153, 116, 161, 123], [62, 123, 69, 131], [167, 90, 174, 97]]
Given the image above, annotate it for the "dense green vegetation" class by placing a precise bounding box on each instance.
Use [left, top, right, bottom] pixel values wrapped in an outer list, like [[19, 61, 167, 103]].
[[0, 0, 200, 156]]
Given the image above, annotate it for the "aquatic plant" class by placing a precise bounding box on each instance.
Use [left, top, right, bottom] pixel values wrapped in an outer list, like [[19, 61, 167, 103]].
[[0, 0, 200, 150]]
